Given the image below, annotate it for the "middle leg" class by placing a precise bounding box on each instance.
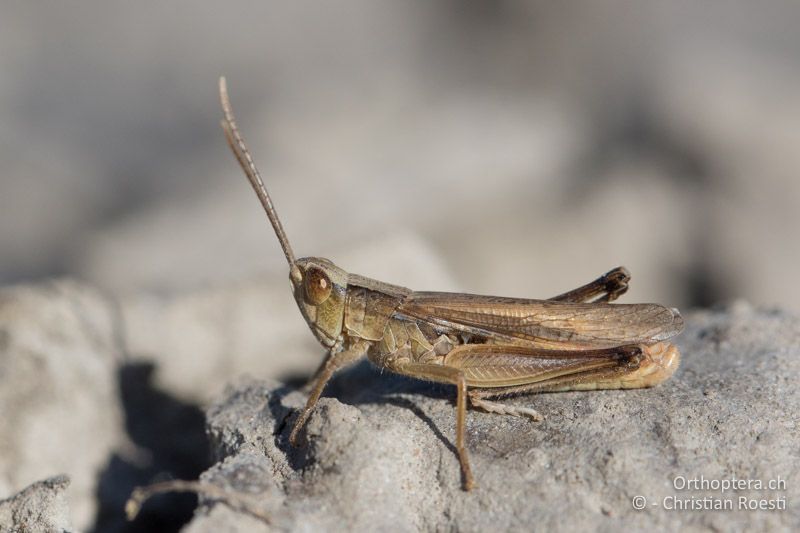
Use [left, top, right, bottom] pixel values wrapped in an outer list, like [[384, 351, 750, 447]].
[[469, 395, 543, 421], [390, 360, 475, 490]]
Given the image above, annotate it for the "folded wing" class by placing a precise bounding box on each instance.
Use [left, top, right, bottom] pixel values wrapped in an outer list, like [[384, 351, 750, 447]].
[[398, 292, 684, 349]]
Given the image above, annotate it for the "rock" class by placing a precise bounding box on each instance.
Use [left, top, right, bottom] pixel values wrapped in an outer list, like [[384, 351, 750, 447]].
[[0, 233, 458, 531], [1, 277, 795, 531], [0, 281, 124, 531], [0, 475, 73, 532], [183, 305, 799, 531]]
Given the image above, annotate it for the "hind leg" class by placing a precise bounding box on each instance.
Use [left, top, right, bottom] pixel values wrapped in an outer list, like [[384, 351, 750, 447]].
[[549, 266, 630, 303], [469, 394, 543, 421]]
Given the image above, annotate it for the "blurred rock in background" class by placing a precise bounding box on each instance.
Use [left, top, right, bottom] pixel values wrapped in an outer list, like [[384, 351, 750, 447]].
[[2, 1, 799, 310], [0, 282, 123, 529]]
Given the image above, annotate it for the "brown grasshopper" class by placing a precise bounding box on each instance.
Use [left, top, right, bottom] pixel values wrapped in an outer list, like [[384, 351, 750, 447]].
[[218, 77, 684, 490]]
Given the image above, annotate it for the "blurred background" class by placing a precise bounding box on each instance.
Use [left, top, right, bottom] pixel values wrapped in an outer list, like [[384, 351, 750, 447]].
[[2, 2, 800, 531], [3, 1, 800, 311]]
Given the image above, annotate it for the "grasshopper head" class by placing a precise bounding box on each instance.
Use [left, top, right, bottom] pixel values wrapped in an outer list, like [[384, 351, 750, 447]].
[[290, 257, 348, 348], [218, 79, 348, 349]]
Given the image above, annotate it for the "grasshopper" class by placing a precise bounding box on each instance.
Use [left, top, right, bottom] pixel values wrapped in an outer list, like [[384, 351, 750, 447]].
[[219, 77, 684, 491]]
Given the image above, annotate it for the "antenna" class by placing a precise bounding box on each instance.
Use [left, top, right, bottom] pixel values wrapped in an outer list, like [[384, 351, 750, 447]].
[[219, 77, 296, 267]]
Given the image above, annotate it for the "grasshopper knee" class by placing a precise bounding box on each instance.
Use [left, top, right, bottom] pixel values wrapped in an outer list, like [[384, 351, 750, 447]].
[[617, 342, 680, 389]]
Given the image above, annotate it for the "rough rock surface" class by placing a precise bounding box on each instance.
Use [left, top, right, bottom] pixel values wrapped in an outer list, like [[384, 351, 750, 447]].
[[0, 281, 123, 530], [0, 235, 457, 532], [0, 475, 73, 532], [1, 272, 797, 532], [183, 304, 799, 532]]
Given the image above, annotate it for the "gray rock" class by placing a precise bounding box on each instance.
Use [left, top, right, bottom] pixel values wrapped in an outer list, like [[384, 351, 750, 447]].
[[0, 475, 73, 533], [1, 277, 795, 531], [184, 304, 799, 532], [0, 281, 124, 531], [0, 235, 457, 531]]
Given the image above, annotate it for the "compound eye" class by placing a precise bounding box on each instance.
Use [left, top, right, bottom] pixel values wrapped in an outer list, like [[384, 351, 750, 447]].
[[305, 267, 332, 305]]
